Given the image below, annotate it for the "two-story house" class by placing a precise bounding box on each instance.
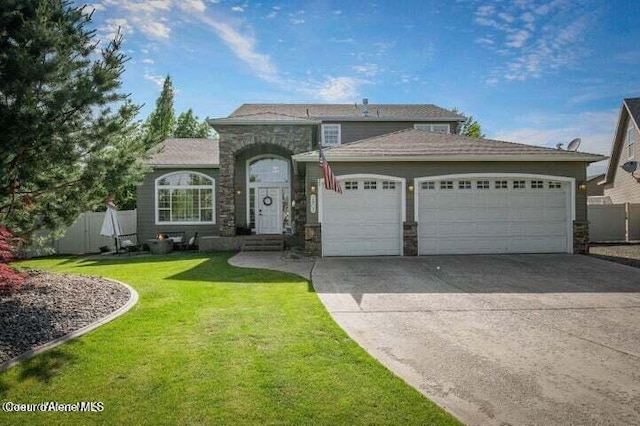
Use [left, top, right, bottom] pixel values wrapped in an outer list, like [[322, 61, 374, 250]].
[[600, 97, 640, 203], [137, 101, 604, 256]]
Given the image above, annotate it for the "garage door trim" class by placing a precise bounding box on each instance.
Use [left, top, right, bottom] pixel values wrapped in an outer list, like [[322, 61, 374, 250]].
[[414, 173, 576, 254], [319, 174, 406, 256]]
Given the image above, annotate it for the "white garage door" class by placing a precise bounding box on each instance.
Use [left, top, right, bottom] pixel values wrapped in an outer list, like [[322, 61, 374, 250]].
[[417, 177, 572, 255], [322, 178, 403, 256]]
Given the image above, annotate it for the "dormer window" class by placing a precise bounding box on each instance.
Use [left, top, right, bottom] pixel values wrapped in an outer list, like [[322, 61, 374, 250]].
[[414, 123, 450, 134], [628, 126, 636, 158], [322, 124, 341, 147]]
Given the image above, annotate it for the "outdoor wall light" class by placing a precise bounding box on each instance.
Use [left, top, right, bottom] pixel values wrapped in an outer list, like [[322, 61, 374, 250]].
[[310, 185, 317, 194], [578, 182, 587, 191], [236, 188, 242, 195], [408, 184, 414, 192]]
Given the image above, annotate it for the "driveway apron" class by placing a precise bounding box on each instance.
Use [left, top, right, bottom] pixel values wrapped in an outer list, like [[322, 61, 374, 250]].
[[312, 255, 640, 425]]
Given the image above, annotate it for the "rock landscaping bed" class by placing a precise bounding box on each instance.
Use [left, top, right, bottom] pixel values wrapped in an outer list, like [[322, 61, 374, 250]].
[[0, 270, 130, 364]]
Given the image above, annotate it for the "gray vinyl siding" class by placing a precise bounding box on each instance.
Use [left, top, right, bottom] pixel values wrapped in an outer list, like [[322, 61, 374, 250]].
[[305, 161, 587, 223], [325, 121, 459, 145], [604, 120, 640, 203], [136, 167, 220, 241]]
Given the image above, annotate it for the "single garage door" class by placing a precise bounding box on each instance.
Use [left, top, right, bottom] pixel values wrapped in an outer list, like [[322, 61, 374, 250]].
[[417, 176, 572, 255], [322, 177, 403, 256]]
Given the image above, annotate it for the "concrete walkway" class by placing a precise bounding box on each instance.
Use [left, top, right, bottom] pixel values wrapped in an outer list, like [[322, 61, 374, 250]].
[[230, 252, 640, 425], [228, 251, 315, 281]]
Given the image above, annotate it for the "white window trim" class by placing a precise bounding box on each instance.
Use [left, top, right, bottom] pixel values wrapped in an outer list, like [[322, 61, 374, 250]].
[[155, 171, 216, 225], [414, 123, 451, 134], [414, 173, 576, 254], [628, 126, 636, 159], [321, 124, 342, 147], [245, 154, 291, 230]]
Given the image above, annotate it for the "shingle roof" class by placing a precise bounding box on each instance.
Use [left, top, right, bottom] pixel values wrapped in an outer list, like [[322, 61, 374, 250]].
[[293, 129, 606, 162], [208, 111, 319, 125], [229, 103, 465, 121], [148, 138, 219, 167]]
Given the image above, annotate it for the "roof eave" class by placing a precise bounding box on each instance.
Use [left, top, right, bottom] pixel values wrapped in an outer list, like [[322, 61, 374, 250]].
[[149, 163, 220, 169], [603, 102, 631, 184], [313, 116, 465, 122], [208, 118, 320, 126], [292, 154, 607, 163]]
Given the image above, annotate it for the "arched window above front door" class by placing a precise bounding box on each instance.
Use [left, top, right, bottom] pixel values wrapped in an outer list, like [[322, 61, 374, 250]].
[[248, 157, 289, 183]]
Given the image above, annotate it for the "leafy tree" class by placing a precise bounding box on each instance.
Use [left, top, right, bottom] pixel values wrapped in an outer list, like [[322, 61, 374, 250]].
[[0, 1, 153, 237], [175, 108, 212, 138], [453, 109, 485, 138], [145, 75, 176, 141]]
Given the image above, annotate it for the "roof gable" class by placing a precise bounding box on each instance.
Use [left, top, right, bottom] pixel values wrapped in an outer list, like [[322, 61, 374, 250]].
[[147, 138, 219, 167], [603, 97, 640, 183], [229, 103, 465, 121]]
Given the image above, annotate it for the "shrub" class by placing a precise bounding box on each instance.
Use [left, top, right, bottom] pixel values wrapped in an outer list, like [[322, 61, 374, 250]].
[[0, 226, 26, 295]]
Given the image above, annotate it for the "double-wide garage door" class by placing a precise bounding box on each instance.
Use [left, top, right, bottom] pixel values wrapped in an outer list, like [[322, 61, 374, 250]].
[[417, 177, 571, 255], [321, 175, 572, 256], [322, 178, 403, 256]]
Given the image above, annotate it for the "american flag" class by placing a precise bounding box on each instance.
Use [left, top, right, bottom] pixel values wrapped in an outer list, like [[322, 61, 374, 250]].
[[319, 149, 342, 194]]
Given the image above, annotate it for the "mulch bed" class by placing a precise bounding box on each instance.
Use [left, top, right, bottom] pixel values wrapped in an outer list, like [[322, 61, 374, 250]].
[[0, 270, 130, 364]]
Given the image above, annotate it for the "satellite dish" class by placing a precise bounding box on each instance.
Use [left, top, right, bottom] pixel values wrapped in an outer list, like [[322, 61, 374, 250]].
[[567, 138, 581, 152], [555, 143, 564, 150], [622, 161, 640, 173]]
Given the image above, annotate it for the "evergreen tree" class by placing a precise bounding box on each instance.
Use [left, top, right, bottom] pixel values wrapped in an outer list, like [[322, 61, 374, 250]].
[[175, 109, 212, 138], [0, 0, 153, 236], [453, 109, 485, 138], [145, 75, 176, 141]]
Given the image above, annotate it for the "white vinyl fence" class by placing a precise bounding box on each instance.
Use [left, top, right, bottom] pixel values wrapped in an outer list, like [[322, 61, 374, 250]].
[[589, 203, 640, 242], [34, 210, 137, 255]]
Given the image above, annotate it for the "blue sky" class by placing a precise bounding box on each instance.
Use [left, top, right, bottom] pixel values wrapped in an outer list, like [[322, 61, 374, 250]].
[[88, 0, 640, 174]]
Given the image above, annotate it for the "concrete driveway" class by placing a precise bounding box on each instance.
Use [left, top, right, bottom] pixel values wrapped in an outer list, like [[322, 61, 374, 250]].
[[313, 255, 640, 425]]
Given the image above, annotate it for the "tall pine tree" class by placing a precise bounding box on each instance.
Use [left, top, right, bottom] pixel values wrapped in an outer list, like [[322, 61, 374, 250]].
[[175, 109, 211, 138], [0, 0, 153, 236], [145, 75, 176, 141], [453, 109, 485, 138]]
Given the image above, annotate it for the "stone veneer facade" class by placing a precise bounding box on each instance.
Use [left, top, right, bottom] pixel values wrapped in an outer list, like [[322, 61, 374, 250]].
[[214, 124, 315, 237]]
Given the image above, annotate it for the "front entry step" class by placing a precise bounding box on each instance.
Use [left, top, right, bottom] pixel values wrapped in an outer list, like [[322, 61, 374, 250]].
[[241, 235, 285, 251]]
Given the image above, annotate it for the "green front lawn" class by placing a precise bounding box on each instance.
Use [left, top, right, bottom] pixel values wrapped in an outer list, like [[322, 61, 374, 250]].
[[0, 253, 459, 425]]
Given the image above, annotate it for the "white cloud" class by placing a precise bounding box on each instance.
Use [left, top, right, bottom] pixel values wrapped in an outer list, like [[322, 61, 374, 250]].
[[113, 0, 171, 14], [506, 29, 530, 48], [352, 63, 380, 77], [316, 77, 363, 103], [178, 0, 206, 13], [139, 20, 171, 39], [143, 72, 165, 88], [231, 6, 244, 12], [474, 1, 591, 82], [98, 18, 133, 42], [266, 11, 277, 19], [491, 109, 618, 158], [141, 58, 155, 64], [290, 18, 305, 24], [198, 16, 279, 83]]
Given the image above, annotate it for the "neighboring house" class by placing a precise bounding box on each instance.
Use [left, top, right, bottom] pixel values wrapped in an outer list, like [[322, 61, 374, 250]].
[[587, 174, 605, 197], [601, 97, 640, 203], [138, 101, 605, 256]]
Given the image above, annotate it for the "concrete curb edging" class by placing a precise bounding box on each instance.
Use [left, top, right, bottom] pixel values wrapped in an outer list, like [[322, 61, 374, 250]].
[[0, 278, 139, 373]]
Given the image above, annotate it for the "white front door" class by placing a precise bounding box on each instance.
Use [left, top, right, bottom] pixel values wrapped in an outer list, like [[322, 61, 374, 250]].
[[257, 187, 281, 234]]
